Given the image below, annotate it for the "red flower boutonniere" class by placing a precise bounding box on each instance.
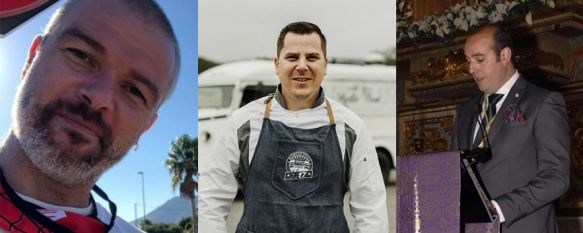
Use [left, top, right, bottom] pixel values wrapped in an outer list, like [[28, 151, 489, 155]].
[[504, 103, 525, 123]]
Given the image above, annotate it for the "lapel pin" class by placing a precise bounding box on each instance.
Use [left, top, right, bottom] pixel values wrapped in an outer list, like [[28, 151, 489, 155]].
[[515, 93, 520, 98]]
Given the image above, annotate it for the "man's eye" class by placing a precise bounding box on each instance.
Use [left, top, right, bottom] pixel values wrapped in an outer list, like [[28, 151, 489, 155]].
[[67, 48, 90, 62], [66, 48, 96, 69], [286, 56, 298, 61], [307, 56, 319, 61], [126, 85, 146, 103]]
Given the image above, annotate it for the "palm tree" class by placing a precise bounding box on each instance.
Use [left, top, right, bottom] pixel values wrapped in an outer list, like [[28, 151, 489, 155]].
[[166, 135, 198, 233]]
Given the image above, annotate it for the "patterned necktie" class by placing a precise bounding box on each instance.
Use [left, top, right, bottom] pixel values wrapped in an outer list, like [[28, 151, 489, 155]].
[[473, 94, 504, 149], [486, 94, 504, 122]]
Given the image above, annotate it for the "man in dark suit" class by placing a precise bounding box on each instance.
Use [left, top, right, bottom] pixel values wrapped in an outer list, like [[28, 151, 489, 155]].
[[452, 25, 570, 232]]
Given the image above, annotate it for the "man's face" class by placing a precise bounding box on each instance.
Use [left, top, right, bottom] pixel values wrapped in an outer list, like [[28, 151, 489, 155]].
[[275, 32, 327, 106], [12, 0, 176, 186], [464, 30, 508, 94]]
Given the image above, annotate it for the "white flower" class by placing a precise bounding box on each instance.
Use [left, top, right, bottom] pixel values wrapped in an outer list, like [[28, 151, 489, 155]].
[[451, 3, 464, 12], [417, 21, 430, 33], [466, 8, 480, 27], [481, 0, 495, 7], [442, 25, 451, 35], [425, 15, 435, 24], [436, 27, 444, 38], [453, 16, 469, 31], [476, 5, 488, 19], [408, 30, 418, 39], [437, 15, 449, 25], [495, 3, 508, 13], [398, 0, 405, 11], [525, 11, 533, 25], [489, 11, 504, 22]]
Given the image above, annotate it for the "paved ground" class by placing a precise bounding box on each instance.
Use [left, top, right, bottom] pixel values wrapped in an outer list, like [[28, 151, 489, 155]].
[[226, 170, 396, 233]]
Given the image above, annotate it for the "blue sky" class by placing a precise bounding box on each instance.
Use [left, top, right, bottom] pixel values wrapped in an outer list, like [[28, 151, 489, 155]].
[[0, 0, 197, 222]]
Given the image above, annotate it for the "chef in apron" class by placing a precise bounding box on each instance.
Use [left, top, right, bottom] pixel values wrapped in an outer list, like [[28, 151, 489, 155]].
[[200, 21, 389, 233]]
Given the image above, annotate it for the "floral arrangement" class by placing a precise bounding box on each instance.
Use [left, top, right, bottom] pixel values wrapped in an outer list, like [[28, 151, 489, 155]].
[[397, 0, 556, 45]]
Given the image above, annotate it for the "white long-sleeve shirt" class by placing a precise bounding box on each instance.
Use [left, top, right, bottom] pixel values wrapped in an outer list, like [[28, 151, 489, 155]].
[[199, 91, 388, 233]]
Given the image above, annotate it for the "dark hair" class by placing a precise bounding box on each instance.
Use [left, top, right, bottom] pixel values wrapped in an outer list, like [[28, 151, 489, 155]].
[[44, 0, 180, 104], [276, 21, 327, 58], [492, 26, 513, 62]]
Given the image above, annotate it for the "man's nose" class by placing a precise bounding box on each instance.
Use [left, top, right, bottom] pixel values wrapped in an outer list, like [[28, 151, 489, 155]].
[[296, 57, 308, 72], [79, 72, 115, 112], [468, 62, 476, 75]]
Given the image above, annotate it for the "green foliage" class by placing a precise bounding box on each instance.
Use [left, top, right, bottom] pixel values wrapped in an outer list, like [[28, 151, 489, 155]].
[[141, 221, 182, 233], [178, 217, 193, 233]]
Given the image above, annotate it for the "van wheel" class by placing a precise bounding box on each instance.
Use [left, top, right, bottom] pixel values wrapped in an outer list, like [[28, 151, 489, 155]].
[[376, 148, 392, 186]]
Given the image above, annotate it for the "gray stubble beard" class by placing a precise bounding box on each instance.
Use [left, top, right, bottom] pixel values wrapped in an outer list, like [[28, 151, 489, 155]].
[[11, 68, 134, 188]]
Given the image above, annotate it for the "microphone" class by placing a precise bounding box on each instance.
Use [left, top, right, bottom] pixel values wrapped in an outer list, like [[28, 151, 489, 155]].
[[461, 104, 492, 163]]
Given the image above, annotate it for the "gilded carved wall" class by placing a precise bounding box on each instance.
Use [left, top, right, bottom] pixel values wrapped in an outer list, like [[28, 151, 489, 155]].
[[399, 111, 455, 155]]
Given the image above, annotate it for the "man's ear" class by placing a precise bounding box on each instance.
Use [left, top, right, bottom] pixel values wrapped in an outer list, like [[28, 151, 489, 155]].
[[143, 114, 158, 132], [500, 47, 512, 65], [324, 57, 328, 76], [22, 35, 44, 78], [274, 58, 279, 75]]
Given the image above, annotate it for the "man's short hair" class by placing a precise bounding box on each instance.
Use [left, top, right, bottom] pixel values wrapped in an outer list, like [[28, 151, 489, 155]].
[[43, 0, 180, 105], [276, 21, 327, 58], [492, 26, 514, 61], [471, 25, 514, 63]]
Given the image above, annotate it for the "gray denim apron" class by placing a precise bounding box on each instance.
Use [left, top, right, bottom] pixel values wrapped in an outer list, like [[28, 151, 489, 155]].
[[235, 96, 349, 233]]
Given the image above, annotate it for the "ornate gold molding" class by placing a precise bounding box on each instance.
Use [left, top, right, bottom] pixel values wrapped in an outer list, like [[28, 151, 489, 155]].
[[410, 50, 470, 88], [401, 116, 454, 155]]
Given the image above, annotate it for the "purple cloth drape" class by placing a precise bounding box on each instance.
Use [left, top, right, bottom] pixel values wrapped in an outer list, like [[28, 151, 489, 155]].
[[397, 151, 499, 233]]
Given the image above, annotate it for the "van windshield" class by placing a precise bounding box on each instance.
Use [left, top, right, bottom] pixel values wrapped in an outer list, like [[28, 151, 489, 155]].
[[199, 85, 234, 108]]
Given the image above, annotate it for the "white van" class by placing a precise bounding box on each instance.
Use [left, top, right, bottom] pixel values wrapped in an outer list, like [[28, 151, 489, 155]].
[[198, 60, 396, 184]]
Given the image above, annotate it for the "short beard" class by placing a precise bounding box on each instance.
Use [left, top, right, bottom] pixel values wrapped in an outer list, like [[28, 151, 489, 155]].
[[13, 85, 130, 187]]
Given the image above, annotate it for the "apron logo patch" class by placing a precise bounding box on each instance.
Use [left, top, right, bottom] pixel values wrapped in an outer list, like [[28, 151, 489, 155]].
[[285, 151, 313, 180]]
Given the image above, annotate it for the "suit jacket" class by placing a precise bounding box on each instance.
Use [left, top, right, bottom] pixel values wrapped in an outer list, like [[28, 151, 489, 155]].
[[452, 76, 570, 233]]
